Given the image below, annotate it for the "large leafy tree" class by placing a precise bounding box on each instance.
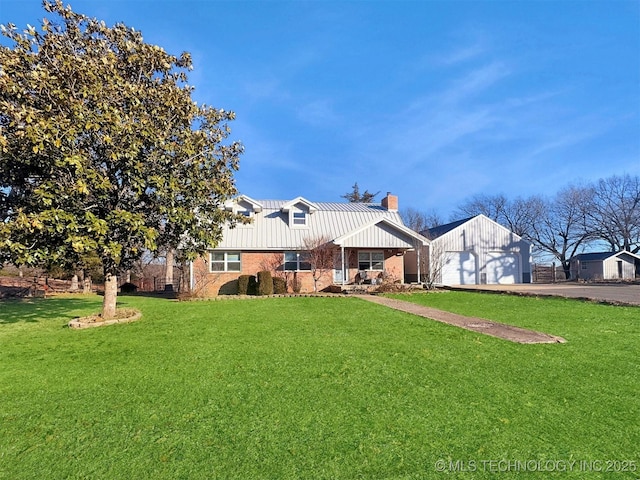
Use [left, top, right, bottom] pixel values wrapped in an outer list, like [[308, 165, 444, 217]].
[[0, 1, 244, 317]]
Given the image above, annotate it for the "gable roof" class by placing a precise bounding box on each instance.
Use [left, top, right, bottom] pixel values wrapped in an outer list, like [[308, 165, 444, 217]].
[[419, 214, 530, 251], [214, 197, 428, 250], [421, 216, 475, 239], [280, 196, 319, 213], [225, 195, 263, 213], [572, 251, 640, 262], [333, 217, 429, 247]]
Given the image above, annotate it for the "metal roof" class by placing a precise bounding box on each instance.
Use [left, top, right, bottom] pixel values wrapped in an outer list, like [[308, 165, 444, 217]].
[[420, 216, 475, 239], [572, 251, 640, 262], [214, 198, 429, 250]]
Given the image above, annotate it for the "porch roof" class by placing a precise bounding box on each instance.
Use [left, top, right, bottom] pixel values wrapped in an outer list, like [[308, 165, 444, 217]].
[[333, 217, 429, 249]]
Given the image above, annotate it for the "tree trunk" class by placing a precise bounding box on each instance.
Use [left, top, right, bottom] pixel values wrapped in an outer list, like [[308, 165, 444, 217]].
[[70, 274, 79, 291], [102, 273, 118, 319], [562, 263, 571, 280], [164, 248, 174, 291], [83, 275, 92, 294]]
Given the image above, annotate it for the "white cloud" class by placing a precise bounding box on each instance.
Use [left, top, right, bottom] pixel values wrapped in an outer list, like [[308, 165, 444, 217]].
[[436, 43, 486, 66], [296, 98, 341, 127], [440, 62, 511, 104]]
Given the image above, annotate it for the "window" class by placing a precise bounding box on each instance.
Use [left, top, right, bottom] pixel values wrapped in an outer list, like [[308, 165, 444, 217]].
[[358, 251, 384, 271], [284, 251, 311, 271], [210, 251, 241, 272], [293, 211, 307, 226]]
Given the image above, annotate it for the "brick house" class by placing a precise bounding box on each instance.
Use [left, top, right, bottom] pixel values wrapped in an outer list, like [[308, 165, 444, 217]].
[[190, 193, 429, 295]]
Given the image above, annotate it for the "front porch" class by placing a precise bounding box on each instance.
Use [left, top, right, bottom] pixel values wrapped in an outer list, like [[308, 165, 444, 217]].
[[331, 217, 429, 291]]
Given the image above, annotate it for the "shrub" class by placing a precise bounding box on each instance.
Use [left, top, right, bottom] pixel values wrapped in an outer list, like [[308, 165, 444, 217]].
[[257, 270, 273, 296], [238, 275, 255, 295], [218, 279, 239, 295], [292, 275, 302, 294], [248, 276, 257, 295], [120, 282, 138, 293], [273, 277, 287, 294]]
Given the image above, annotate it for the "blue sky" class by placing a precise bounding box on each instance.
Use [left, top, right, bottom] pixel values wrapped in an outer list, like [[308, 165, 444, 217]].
[[3, 0, 639, 219]]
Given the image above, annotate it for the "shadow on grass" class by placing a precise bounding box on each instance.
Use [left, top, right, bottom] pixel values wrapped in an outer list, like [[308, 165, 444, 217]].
[[0, 296, 131, 325]]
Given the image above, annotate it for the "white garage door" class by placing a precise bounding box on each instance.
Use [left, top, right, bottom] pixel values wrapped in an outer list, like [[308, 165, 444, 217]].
[[441, 251, 477, 285], [485, 252, 520, 284]]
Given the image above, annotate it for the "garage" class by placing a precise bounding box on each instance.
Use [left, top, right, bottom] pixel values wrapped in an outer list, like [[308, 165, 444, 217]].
[[485, 252, 520, 284], [405, 214, 532, 285], [441, 251, 477, 285]]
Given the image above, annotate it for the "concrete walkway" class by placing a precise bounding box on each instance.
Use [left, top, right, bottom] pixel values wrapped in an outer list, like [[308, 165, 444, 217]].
[[355, 295, 566, 344]]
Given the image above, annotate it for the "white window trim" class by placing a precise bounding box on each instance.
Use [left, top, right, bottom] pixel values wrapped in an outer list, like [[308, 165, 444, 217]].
[[289, 207, 310, 228], [284, 251, 311, 271], [358, 251, 385, 271], [236, 208, 255, 226], [210, 251, 242, 272]]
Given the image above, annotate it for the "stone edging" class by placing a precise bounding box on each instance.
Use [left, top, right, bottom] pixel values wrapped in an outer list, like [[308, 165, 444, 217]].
[[183, 293, 351, 301], [68, 309, 142, 329]]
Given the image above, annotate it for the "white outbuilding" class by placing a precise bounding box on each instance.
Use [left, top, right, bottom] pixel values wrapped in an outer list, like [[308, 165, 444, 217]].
[[569, 251, 639, 281], [404, 214, 532, 285]]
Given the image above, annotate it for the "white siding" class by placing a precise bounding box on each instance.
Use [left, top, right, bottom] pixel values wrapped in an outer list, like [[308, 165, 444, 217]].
[[572, 252, 638, 280], [339, 222, 418, 248], [485, 252, 521, 284], [215, 199, 426, 251], [216, 200, 403, 250], [578, 261, 604, 280], [430, 215, 531, 285], [603, 256, 636, 280], [441, 251, 477, 285]]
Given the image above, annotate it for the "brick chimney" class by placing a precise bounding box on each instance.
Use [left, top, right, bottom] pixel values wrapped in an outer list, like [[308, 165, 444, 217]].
[[381, 192, 398, 211]]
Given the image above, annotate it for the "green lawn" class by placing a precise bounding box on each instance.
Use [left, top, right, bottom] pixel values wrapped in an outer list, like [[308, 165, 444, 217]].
[[1, 292, 638, 479]]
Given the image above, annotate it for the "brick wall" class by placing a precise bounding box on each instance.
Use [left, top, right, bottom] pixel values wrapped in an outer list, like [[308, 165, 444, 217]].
[[192, 248, 406, 296]]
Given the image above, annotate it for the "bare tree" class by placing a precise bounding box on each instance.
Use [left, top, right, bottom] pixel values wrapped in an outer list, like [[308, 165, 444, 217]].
[[526, 186, 593, 279], [453, 193, 508, 223], [260, 252, 291, 289], [425, 240, 448, 289], [400, 207, 443, 232], [585, 174, 640, 253], [186, 257, 223, 298], [453, 193, 537, 238], [301, 236, 335, 292]]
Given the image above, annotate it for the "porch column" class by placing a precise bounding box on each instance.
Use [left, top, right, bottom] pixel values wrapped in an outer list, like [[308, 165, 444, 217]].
[[417, 246, 421, 284], [341, 246, 346, 287]]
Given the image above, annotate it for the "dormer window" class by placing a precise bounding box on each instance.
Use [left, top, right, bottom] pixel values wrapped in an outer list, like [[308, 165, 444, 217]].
[[281, 197, 318, 229], [224, 195, 263, 224], [293, 211, 306, 226]]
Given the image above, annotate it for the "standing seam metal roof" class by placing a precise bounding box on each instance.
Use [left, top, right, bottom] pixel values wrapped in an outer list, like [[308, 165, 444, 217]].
[[214, 199, 425, 250]]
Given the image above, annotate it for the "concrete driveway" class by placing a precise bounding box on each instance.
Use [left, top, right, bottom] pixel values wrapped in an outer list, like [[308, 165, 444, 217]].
[[451, 283, 640, 306]]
